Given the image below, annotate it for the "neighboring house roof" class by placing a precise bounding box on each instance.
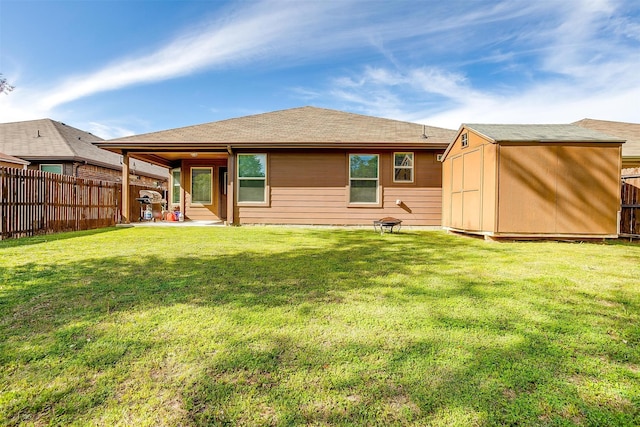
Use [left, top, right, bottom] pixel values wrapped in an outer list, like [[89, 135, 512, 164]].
[[107, 106, 456, 147], [0, 119, 168, 179], [0, 151, 30, 166], [573, 118, 640, 159]]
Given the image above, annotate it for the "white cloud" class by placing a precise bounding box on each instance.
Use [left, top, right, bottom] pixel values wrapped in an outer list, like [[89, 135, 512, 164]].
[[2, 0, 638, 134], [28, 0, 541, 113], [85, 122, 137, 140], [319, 0, 640, 128], [0, 88, 51, 122], [37, 1, 334, 110]]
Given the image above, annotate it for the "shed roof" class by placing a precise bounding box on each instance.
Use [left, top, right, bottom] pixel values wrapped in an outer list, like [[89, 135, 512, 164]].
[[0, 119, 167, 179], [573, 118, 640, 158], [108, 106, 455, 146], [0, 151, 30, 165], [464, 123, 626, 143]]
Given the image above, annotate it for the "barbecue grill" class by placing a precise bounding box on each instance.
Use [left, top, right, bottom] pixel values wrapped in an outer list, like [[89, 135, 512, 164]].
[[135, 190, 166, 222]]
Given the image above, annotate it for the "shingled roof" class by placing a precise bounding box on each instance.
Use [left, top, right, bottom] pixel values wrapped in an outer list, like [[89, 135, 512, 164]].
[[109, 106, 455, 146], [573, 118, 640, 158], [0, 119, 167, 178], [464, 123, 626, 143]]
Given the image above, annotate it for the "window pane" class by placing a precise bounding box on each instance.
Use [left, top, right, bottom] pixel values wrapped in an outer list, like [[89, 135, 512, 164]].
[[171, 170, 181, 204], [191, 168, 212, 204], [40, 164, 62, 174], [350, 155, 378, 178], [239, 154, 266, 178], [238, 179, 265, 202], [350, 179, 377, 203], [394, 153, 413, 167], [395, 168, 412, 182]]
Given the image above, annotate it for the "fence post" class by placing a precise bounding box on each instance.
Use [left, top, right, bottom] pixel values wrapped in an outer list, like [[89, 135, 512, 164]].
[[121, 152, 130, 223]]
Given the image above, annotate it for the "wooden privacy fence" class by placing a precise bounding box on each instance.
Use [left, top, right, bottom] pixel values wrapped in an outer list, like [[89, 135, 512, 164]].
[[1, 167, 121, 240], [621, 172, 640, 237]]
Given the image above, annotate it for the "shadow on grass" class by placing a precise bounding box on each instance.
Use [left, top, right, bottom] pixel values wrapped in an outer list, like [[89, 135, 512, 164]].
[[1, 229, 638, 425]]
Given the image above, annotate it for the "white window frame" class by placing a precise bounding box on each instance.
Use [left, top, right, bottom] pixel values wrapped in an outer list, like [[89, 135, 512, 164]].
[[461, 133, 469, 148], [237, 153, 267, 205], [393, 152, 414, 183], [39, 164, 63, 174], [191, 167, 213, 205], [348, 153, 380, 205], [171, 168, 181, 205]]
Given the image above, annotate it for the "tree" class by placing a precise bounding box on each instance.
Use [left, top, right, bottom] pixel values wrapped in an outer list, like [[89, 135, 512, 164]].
[[0, 74, 15, 94]]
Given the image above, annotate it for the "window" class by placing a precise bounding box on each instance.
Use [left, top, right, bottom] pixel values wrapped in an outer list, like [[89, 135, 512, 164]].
[[461, 133, 469, 148], [171, 169, 181, 204], [191, 167, 212, 204], [393, 152, 414, 182], [40, 164, 63, 174], [349, 154, 379, 204], [238, 154, 267, 203]]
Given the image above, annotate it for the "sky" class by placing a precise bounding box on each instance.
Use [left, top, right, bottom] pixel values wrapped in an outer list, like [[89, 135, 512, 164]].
[[0, 0, 639, 139]]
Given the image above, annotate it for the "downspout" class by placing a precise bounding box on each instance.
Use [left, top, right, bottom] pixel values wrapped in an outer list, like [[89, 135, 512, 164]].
[[72, 160, 87, 178]]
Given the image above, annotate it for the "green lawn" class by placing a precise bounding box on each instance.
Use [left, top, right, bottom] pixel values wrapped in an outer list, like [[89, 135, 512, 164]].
[[0, 227, 639, 426]]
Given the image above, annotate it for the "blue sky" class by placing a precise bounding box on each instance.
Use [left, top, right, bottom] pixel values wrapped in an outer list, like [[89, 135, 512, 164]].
[[1, 0, 639, 139]]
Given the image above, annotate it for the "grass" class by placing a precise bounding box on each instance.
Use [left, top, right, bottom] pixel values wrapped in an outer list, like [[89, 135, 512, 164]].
[[0, 226, 639, 426]]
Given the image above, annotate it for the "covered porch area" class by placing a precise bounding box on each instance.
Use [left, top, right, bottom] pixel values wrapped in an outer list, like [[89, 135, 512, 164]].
[[105, 144, 236, 225]]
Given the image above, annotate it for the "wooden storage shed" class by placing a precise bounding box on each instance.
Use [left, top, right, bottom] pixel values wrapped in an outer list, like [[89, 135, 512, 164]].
[[441, 124, 625, 240]]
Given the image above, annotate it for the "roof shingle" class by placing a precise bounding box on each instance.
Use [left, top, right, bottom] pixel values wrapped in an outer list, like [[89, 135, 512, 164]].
[[573, 118, 640, 158], [0, 119, 167, 178], [110, 106, 455, 145], [464, 123, 626, 143]]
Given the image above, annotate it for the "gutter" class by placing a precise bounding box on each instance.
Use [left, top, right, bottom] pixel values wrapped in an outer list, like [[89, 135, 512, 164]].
[[96, 141, 450, 152]]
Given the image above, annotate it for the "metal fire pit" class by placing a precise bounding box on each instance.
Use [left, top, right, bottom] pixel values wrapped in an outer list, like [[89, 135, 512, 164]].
[[373, 217, 402, 234]]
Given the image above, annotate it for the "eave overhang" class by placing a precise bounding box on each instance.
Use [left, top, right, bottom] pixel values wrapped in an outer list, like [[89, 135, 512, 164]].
[[96, 141, 449, 152]]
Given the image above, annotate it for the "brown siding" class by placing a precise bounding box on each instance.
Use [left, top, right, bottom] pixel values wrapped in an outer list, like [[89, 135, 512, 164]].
[[497, 145, 558, 233], [445, 129, 486, 159], [182, 159, 226, 221], [0, 161, 26, 169], [238, 150, 442, 226], [556, 145, 620, 234], [481, 143, 497, 231], [441, 156, 452, 228], [498, 144, 620, 236], [442, 132, 489, 230]]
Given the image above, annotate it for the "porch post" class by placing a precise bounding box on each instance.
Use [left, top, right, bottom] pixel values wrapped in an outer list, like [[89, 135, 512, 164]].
[[121, 151, 130, 223], [180, 160, 186, 220], [227, 148, 235, 225]]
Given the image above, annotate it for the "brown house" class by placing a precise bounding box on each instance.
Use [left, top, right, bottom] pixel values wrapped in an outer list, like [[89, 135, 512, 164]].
[[0, 119, 168, 187], [97, 106, 456, 225], [441, 124, 625, 240], [573, 118, 640, 169]]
